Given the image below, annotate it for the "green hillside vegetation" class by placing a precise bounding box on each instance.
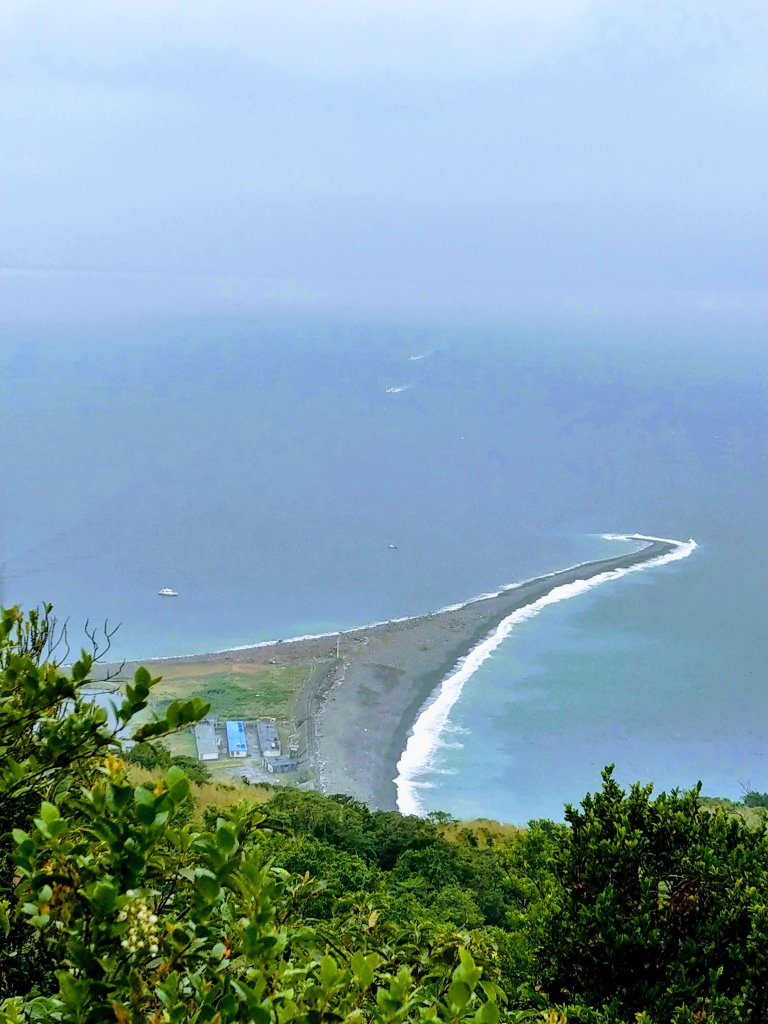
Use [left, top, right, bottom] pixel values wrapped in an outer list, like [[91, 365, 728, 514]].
[[3, 605, 768, 1023], [699, 795, 768, 829]]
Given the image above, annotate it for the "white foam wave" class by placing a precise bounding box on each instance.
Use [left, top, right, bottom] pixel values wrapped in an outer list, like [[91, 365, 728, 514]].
[[442, 722, 470, 736], [408, 350, 434, 361], [385, 384, 413, 394], [394, 534, 697, 816]]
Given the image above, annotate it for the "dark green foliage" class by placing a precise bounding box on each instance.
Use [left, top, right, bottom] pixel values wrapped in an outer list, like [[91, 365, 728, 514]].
[[165, 754, 212, 784], [125, 741, 173, 770], [430, 885, 484, 929], [0, 788, 57, 1000], [373, 811, 445, 871], [743, 790, 768, 808], [427, 811, 458, 826], [267, 790, 379, 860], [264, 832, 378, 919], [126, 742, 212, 782], [0, 605, 210, 1010], [265, 789, 515, 931], [535, 766, 768, 1023]]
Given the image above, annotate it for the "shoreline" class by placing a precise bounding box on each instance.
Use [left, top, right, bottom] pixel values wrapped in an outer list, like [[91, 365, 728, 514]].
[[132, 535, 692, 812]]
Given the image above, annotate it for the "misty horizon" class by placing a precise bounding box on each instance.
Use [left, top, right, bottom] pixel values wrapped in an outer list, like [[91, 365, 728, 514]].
[[2, 1, 767, 325]]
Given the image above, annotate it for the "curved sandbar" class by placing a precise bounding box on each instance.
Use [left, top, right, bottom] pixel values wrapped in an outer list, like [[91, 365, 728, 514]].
[[310, 537, 679, 810], [167, 537, 683, 810]]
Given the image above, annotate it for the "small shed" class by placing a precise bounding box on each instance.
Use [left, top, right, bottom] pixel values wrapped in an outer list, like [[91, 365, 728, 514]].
[[265, 755, 298, 774], [194, 721, 219, 761], [226, 720, 248, 758]]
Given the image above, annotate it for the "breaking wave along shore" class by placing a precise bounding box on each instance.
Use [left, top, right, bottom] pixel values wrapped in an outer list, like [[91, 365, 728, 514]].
[[394, 535, 697, 816]]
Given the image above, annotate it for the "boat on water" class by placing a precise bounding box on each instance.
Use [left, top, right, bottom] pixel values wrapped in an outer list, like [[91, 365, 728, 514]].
[[157, 588, 178, 597]]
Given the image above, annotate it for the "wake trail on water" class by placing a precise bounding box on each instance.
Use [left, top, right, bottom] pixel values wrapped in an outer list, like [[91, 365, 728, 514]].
[[394, 534, 698, 817]]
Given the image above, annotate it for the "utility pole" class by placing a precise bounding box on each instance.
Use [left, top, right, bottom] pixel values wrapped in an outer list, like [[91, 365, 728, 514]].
[[336, 635, 340, 659]]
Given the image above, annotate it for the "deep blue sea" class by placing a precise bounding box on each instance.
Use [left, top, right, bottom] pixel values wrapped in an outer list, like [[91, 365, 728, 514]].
[[2, 316, 766, 822]]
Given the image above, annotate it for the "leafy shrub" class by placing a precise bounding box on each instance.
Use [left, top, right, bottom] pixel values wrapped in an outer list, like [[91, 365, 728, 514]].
[[167, 754, 212, 784], [535, 767, 768, 1023], [125, 741, 173, 771]]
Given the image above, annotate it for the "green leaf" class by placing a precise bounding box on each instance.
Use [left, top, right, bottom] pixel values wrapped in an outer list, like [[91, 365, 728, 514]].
[[181, 698, 211, 724], [475, 1001, 499, 1024], [478, 981, 503, 1004], [26, 996, 65, 1022], [166, 765, 190, 804], [39, 802, 60, 826], [320, 954, 338, 986], [105, 783, 133, 815], [448, 981, 471, 1009], [134, 666, 151, 689], [57, 970, 86, 1010], [130, 720, 169, 741], [89, 881, 119, 916], [453, 948, 482, 991], [194, 868, 220, 903], [351, 950, 378, 988], [135, 802, 156, 826], [216, 824, 238, 858], [34, 803, 66, 838], [230, 980, 262, 1016], [47, 817, 67, 839], [70, 659, 89, 682], [0, 898, 10, 938]]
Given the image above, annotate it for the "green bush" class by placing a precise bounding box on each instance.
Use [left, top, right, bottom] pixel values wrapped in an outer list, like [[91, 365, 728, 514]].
[[167, 754, 212, 784], [535, 767, 768, 1022], [125, 741, 173, 771]]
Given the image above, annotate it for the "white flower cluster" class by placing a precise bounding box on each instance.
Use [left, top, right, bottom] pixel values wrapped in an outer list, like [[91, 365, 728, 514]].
[[117, 891, 160, 956]]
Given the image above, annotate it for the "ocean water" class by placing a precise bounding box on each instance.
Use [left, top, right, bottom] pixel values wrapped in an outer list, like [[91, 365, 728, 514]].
[[2, 316, 766, 821], [394, 535, 700, 818]]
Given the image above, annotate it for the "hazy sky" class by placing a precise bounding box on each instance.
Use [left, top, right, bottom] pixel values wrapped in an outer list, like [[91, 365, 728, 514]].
[[2, 1, 767, 321]]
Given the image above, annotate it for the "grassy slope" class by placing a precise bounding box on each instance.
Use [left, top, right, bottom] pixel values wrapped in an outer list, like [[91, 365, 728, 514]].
[[150, 660, 311, 720], [127, 765, 275, 817]]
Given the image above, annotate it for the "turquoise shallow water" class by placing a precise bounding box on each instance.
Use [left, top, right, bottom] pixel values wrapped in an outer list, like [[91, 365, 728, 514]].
[[2, 317, 766, 820], [413, 541, 766, 822]]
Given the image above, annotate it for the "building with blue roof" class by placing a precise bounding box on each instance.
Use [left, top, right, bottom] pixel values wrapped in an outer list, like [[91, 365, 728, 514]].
[[226, 720, 248, 758]]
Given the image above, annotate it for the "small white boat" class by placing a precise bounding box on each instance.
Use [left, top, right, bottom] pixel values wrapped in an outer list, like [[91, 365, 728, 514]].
[[157, 588, 178, 597]]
